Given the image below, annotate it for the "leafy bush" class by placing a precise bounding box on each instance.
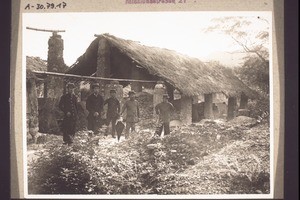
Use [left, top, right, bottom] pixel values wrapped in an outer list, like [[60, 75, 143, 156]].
[[28, 144, 98, 194], [28, 122, 269, 194], [29, 139, 141, 194], [233, 56, 270, 122], [248, 97, 269, 121], [234, 56, 269, 95], [228, 171, 270, 194], [28, 129, 213, 194]]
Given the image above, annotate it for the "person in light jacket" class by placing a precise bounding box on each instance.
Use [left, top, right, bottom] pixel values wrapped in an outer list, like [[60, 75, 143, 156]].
[[154, 94, 175, 136], [120, 91, 140, 139]]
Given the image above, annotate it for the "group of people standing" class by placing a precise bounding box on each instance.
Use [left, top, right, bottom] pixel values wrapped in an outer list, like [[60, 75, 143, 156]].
[[58, 82, 175, 145]]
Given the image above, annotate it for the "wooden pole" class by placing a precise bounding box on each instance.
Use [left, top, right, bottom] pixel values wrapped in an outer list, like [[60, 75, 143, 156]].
[[26, 27, 65, 33], [32, 70, 157, 83], [27, 79, 39, 143]]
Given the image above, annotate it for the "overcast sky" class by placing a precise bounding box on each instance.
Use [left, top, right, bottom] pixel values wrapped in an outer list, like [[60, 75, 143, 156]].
[[23, 12, 271, 67]]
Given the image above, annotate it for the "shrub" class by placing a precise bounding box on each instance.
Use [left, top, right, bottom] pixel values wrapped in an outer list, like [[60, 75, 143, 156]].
[[28, 144, 98, 194], [28, 133, 148, 194], [228, 171, 270, 194], [28, 122, 269, 194], [248, 96, 269, 121]]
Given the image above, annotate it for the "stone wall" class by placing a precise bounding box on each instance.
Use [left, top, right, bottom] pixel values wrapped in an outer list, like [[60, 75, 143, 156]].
[[180, 95, 193, 124], [39, 33, 66, 134], [227, 97, 238, 120], [27, 78, 39, 142], [97, 37, 111, 81], [204, 93, 214, 119]]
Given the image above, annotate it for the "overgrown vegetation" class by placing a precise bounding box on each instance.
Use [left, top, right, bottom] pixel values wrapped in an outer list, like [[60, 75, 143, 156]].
[[205, 16, 270, 119], [235, 57, 269, 95], [28, 119, 270, 195]]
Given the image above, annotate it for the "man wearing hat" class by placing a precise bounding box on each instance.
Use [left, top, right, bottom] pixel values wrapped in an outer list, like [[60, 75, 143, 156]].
[[103, 89, 120, 138], [58, 83, 78, 145], [154, 94, 175, 136], [120, 91, 140, 139], [86, 83, 104, 134]]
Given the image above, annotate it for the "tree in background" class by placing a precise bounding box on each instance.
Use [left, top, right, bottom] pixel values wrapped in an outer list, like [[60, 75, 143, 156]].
[[204, 16, 270, 96], [235, 56, 269, 96], [204, 16, 270, 118]]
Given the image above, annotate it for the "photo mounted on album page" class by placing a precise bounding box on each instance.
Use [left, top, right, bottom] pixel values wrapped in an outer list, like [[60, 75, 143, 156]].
[[10, 0, 284, 199]]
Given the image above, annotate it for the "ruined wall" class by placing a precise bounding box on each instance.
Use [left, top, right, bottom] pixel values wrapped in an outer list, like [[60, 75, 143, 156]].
[[27, 79, 39, 141], [227, 97, 238, 120], [39, 33, 66, 134], [97, 37, 111, 87], [216, 102, 228, 119], [239, 93, 249, 109], [204, 93, 214, 119], [180, 95, 193, 124]]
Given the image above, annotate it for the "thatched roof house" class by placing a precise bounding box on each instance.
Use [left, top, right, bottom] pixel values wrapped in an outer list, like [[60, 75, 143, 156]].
[[67, 34, 256, 99], [66, 34, 257, 122]]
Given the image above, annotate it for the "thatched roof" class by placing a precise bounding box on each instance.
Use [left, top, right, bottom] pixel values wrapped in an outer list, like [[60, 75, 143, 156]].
[[68, 34, 257, 98], [26, 56, 47, 79]]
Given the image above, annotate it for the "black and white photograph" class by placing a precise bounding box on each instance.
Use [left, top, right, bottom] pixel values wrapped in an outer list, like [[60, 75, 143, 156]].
[[23, 10, 274, 199]]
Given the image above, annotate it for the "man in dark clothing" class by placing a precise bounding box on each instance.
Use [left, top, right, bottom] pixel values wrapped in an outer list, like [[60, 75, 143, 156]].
[[155, 94, 175, 136], [121, 91, 140, 139], [86, 83, 104, 134], [104, 89, 120, 138], [58, 83, 78, 145]]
